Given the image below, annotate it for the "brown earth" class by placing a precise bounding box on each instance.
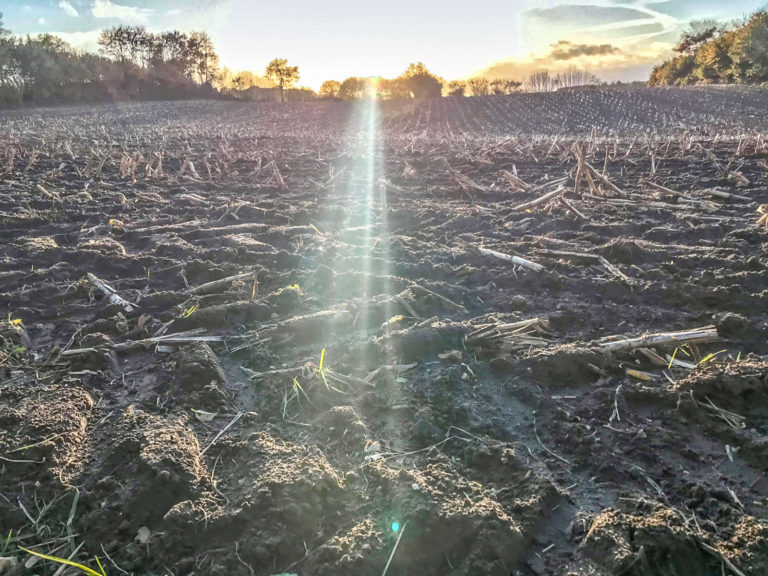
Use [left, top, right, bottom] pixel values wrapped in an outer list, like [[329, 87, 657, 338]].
[[0, 87, 767, 575]]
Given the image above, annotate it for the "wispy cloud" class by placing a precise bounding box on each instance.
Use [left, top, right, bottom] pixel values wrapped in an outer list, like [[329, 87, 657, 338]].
[[91, 0, 153, 23], [59, 1, 79, 18], [522, 2, 683, 48]]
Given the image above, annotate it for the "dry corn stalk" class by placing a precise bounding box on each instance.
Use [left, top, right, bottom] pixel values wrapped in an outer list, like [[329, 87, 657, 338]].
[[598, 326, 719, 353], [113, 329, 223, 352], [535, 249, 633, 285], [757, 204, 768, 228], [263, 160, 287, 190], [466, 316, 550, 349], [513, 186, 566, 211], [500, 170, 531, 191], [87, 273, 136, 314], [478, 247, 544, 273], [572, 143, 626, 197], [185, 271, 257, 296], [442, 157, 487, 194]]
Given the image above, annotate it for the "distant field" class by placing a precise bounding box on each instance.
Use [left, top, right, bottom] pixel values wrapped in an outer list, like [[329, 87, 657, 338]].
[[4, 85, 768, 139], [1, 86, 767, 576]]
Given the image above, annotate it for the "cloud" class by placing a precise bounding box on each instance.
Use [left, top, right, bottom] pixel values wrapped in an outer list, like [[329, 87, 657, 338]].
[[550, 41, 621, 60], [37, 17, 46, 25], [59, 1, 80, 17], [91, 0, 153, 23], [474, 38, 675, 84], [47, 29, 102, 53]]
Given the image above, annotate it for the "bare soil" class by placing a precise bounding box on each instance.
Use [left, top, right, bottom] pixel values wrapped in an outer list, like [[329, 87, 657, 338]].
[[1, 87, 768, 576]]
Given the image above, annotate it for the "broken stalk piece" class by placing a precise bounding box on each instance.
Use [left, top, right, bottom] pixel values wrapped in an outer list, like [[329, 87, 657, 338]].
[[466, 316, 550, 349], [535, 249, 633, 285], [113, 329, 223, 352], [185, 271, 257, 296], [478, 247, 544, 273], [512, 186, 566, 211], [86, 272, 136, 314]]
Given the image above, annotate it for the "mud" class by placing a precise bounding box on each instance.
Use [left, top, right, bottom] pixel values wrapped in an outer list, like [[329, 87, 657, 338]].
[[1, 88, 767, 575]]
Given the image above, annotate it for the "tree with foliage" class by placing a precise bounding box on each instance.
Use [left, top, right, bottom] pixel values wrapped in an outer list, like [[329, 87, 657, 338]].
[[694, 33, 735, 82], [490, 79, 505, 95], [402, 62, 431, 78], [98, 26, 133, 66], [379, 77, 410, 99], [0, 12, 14, 104], [488, 78, 522, 94], [467, 77, 490, 96], [319, 80, 341, 98], [675, 26, 718, 54], [189, 32, 218, 85], [400, 62, 442, 98], [2, 24, 225, 106], [233, 70, 256, 91], [158, 31, 191, 76], [131, 27, 155, 69], [649, 54, 696, 86], [650, 10, 768, 86], [9, 34, 94, 102], [447, 80, 466, 97], [215, 67, 284, 101], [730, 11, 768, 82], [338, 77, 367, 100], [265, 58, 299, 103]]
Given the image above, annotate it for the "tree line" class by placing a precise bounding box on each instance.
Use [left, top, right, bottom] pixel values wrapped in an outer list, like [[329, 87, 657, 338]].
[[0, 18, 221, 105], [315, 64, 602, 100], [649, 10, 768, 86], [0, 11, 604, 107]]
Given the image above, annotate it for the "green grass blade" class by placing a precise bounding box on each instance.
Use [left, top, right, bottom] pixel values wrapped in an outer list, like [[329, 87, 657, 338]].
[[18, 546, 106, 576]]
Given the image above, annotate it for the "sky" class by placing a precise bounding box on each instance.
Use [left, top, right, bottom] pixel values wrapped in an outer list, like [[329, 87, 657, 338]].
[[2, 0, 766, 89]]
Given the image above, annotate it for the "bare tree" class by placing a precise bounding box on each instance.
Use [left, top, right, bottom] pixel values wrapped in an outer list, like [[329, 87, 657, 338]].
[[556, 66, 600, 88], [525, 70, 557, 92]]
